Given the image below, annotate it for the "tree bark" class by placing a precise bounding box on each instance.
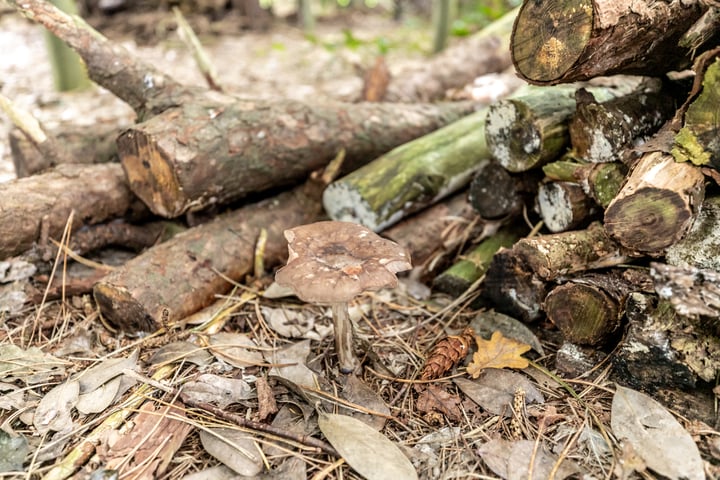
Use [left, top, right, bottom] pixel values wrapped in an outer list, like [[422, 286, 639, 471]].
[[93, 180, 326, 333], [468, 160, 541, 219], [672, 56, 720, 169], [651, 262, 720, 320], [484, 84, 632, 172], [569, 88, 675, 164], [0, 164, 145, 260], [511, 0, 707, 85], [385, 7, 518, 102], [604, 152, 705, 256], [119, 99, 477, 218], [536, 181, 597, 233], [323, 107, 490, 232]]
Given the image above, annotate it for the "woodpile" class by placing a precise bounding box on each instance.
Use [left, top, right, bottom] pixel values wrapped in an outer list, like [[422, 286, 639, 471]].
[[2, 0, 720, 402]]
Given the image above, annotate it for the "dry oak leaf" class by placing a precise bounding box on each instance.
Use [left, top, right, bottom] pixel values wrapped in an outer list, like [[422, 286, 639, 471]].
[[467, 331, 531, 378]]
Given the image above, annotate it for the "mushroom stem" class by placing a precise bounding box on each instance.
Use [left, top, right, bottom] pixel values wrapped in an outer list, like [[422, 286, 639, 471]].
[[331, 302, 358, 374]]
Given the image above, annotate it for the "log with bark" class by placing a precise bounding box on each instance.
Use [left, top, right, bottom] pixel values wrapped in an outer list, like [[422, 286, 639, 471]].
[[542, 160, 627, 208], [651, 262, 720, 321], [468, 160, 542, 219], [322, 107, 491, 232], [603, 152, 705, 256], [93, 178, 327, 333], [672, 56, 720, 169], [569, 88, 675, 164], [482, 221, 629, 321], [0, 163, 146, 260], [384, 7, 518, 102], [536, 181, 597, 233], [510, 0, 709, 85], [119, 98, 477, 217], [665, 195, 720, 272], [484, 83, 637, 172]]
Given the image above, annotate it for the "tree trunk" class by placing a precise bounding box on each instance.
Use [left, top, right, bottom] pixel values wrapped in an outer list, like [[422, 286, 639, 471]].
[[0, 163, 145, 260], [93, 180, 326, 333], [119, 99, 475, 218], [511, 0, 707, 85], [570, 88, 675, 164], [322, 107, 490, 232], [604, 152, 705, 256]]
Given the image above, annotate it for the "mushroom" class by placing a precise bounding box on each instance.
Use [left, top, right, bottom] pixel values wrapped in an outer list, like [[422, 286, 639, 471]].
[[275, 221, 412, 373]]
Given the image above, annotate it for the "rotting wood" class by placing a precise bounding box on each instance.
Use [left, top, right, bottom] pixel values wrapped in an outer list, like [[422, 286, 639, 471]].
[[570, 88, 675, 164], [385, 7, 519, 102], [511, 0, 707, 85], [119, 99, 477, 218], [0, 163, 146, 260], [93, 179, 326, 333], [468, 161, 541, 220], [613, 292, 720, 391], [322, 106, 491, 232], [604, 152, 705, 256], [543, 270, 644, 345]]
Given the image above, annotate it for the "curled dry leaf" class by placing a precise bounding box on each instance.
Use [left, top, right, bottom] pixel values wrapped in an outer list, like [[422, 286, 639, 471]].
[[74, 350, 139, 393], [76, 375, 122, 414], [477, 438, 581, 480], [467, 331, 531, 378], [261, 306, 315, 339], [454, 368, 544, 417], [148, 341, 213, 367], [199, 427, 263, 477], [181, 373, 254, 409], [420, 327, 475, 381], [611, 385, 704, 480], [340, 374, 391, 431], [0, 345, 67, 385], [266, 339, 317, 389], [33, 380, 79, 435], [318, 413, 418, 480], [416, 384, 463, 422]]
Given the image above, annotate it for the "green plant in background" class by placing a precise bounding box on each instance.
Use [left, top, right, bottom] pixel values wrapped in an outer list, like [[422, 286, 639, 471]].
[[45, 0, 91, 91]]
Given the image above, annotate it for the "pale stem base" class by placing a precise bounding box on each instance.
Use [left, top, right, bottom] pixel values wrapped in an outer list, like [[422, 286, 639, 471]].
[[331, 302, 358, 374]]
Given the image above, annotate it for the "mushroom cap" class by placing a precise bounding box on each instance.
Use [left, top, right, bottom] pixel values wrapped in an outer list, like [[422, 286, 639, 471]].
[[274, 221, 413, 304]]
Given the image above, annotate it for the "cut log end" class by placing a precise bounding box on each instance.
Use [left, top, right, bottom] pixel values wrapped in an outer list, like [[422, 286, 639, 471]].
[[511, 0, 593, 84], [118, 129, 186, 218], [322, 182, 385, 232], [604, 187, 693, 254], [544, 283, 620, 345]]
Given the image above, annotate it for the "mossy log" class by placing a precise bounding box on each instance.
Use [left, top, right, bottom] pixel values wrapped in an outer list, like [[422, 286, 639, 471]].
[[482, 222, 628, 321], [322, 108, 491, 232], [543, 271, 640, 345], [569, 88, 675, 163], [542, 160, 627, 208], [604, 152, 705, 256], [119, 98, 477, 218], [93, 180, 326, 333], [613, 292, 720, 391], [672, 57, 720, 169], [536, 181, 597, 233], [432, 228, 520, 296], [484, 84, 631, 172], [511, 0, 706, 85], [0, 163, 145, 260], [468, 161, 541, 219]]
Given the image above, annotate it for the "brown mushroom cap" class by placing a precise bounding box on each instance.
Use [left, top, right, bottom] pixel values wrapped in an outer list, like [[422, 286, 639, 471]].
[[274, 221, 413, 304]]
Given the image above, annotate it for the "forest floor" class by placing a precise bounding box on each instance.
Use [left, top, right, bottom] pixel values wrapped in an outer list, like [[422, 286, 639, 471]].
[[0, 4, 719, 480]]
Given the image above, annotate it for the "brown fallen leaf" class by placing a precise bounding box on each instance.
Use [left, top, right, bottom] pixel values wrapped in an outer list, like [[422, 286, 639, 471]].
[[361, 56, 391, 102], [420, 327, 475, 381], [416, 384, 463, 422], [256, 376, 278, 421], [466, 331, 531, 378]]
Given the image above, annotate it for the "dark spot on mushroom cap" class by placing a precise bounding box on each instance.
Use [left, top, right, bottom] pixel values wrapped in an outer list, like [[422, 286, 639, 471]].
[[275, 221, 412, 304]]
